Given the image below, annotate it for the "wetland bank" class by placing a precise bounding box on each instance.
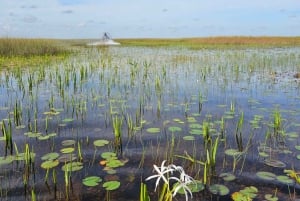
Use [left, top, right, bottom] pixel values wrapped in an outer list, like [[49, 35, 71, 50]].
[[1, 38, 300, 201]]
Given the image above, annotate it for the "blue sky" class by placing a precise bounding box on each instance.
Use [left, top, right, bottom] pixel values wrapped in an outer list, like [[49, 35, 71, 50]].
[[0, 0, 299, 38]]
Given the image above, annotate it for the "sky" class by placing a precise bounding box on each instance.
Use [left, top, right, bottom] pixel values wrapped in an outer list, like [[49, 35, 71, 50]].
[[0, 0, 299, 39]]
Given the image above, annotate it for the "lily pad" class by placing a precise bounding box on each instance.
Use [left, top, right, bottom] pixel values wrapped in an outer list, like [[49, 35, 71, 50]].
[[276, 175, 294, 185], [0, 156, 14, 166], [103, 180, 120, 191], [225, 149, 243, 157], [209, 184, 229, 196], [264, 194, 279, 201], [256, 171, 277, 181], [60, 147, 75, 154], [41, 160, 59, 169], [173, 180, 204, 194], [219, 173, 236, 181], [183, 135, 195, 141], [189, 129, 202, 135], [146, 127, 160, 133], [101, 152, 117, 159], [61, 140, 76, 146], [62, 161, 83, 172], [41, 152, 59, 161], [83, 176, 102, 187], [264, 159, 286, 168], [168, 126, 182, 132], [93, 139, 109, 147]]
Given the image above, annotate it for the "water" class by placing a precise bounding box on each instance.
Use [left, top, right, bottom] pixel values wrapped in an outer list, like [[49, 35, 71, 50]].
[[0, 46, 300, 200]]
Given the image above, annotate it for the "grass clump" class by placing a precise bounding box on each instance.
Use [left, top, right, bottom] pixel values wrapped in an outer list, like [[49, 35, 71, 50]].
[[0, 38, 68, 57]]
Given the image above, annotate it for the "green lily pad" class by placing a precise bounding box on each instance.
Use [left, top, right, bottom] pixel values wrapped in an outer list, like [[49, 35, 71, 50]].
[[62, 162, 83, 172], [173, 180, 204, 194], [219, 173, 236, 181], [189, 129, 202, 135], [41, 152, 59, 161], [62, 118, 74, 123], [93, 139, 109, 147], [276, 175, 294, 185], [24, 132, 41, 138], [83, 176, 102, 187], [183, 135, 195, 141], [60, 147, 75, 154], [209, 184, 229, 196], [58, 154, 77, 162], [106, 159, 125, 168], [189, 123, 202, 129], [62, 140, 76, 146], [295, 145, 300, 151], [168, 126, 182, 132], [101, 152, 117, 159], [264, 159, 286, 168], [256, 171, 277, 181], [41, 160, 59, 169], [225, 149, 243, 157], [146, 127, 160, 133], [103, 180, 120, 191], [264, 194, 279, 201], [0, 156, 14, 166]]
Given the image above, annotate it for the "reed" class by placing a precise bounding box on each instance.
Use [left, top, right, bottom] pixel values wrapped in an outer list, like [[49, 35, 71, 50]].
[[0, 38, 68, 57]]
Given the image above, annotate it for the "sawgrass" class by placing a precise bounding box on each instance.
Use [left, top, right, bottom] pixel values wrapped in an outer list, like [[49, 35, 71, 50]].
[[117, 36, 300, 49]]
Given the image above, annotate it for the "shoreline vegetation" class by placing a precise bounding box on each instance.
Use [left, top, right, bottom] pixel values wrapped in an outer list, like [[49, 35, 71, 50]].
[[0, 38, 70, 68], [116, 36, 300, 49], [0, 36, 299, 67]]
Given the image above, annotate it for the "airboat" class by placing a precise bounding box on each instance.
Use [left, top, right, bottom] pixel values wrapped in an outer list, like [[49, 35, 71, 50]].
[[86, 32, 120, 46]]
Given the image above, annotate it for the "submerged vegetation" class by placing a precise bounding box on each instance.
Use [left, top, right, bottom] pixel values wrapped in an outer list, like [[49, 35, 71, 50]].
[[0, 37, 300, 200]]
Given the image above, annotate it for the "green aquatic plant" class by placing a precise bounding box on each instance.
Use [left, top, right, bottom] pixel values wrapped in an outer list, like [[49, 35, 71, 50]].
[[235, 112, 244, 152], [112, 115, 123, 153]]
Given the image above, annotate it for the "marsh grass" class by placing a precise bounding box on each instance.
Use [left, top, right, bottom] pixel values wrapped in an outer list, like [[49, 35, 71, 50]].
[[0, 38, 68, 57], [117, 36, 300, 49]]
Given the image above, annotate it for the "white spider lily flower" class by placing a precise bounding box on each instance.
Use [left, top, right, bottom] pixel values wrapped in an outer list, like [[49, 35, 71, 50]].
[[145, 160, 174, 191], [170, 175, 194, 201]]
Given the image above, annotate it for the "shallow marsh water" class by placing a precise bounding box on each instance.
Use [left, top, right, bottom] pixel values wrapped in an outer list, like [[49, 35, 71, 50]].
[[0, 46, 300, 200]]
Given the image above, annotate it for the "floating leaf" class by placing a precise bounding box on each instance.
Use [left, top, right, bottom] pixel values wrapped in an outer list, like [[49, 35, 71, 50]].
[[62, 140, 76, 146], [173, 180, 204, 194], [209, 184, 229, 196], [146, 127, 160, 133], [219, 173, 236, 181], [0, 156, 13, 166], [93, 139, 109, 147], [62, 118, 73, 123], [106, 159, 125, 168], [83, 176, 102, 187], [168, 126, 182, 132], [189, 129, 202, 135], [41, 152, 59, 161], [256, 171, 277, 181], [60, 147, 75, 154], [264, 159, 286, 168], [103, 181, 120, 191], [295, 145, 300, 151], [62, 162, 83, 172], [189, 123, 202, 129], [276, 175, 294, 185], [183, 135, 195, 141], [264, 194, 278, 201], [101, 152, 117, 159], [58, 154, 77, 163], [41, 160, 59, 169], [225, 149, 243, 157]]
